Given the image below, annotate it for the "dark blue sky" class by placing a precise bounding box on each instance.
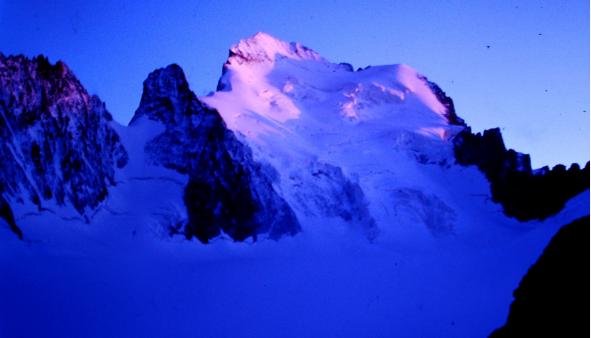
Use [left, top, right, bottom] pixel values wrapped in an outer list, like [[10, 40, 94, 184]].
[[0, 0, 588, 167]]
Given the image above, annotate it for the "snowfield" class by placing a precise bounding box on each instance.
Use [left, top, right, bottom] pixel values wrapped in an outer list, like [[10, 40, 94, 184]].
[[0, 33, 588, 338], [0, 190, 587, 338]]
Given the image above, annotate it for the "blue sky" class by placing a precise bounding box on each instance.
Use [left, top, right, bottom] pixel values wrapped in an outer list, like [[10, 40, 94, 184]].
[[0, 0, 588, 168]]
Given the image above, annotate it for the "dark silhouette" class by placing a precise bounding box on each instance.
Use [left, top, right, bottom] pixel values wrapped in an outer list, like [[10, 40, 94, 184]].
[[0, 192, 22, 239], [490, 216, 590, 337], [454, 127, 589, 220]]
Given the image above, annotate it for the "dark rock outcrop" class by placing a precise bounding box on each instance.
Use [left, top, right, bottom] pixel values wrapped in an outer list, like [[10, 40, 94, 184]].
[[423, 77, 466, 126], [453, 127, 589, 220], [0, 54, 128, 235], [490, 216, 590, 337], [131, 64, 300, 243], [0, 193, 21, 239]]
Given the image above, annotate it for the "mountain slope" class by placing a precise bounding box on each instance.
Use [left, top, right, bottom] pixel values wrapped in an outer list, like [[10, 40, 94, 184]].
[[203, 33, 468, 241], [0, 54, 127, 236], [128, 64, 299, 242]]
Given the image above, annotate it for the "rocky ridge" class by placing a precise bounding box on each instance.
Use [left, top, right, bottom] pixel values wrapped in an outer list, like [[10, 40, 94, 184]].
[[130, 64, 300, 242], [0, 54, 127, 235]]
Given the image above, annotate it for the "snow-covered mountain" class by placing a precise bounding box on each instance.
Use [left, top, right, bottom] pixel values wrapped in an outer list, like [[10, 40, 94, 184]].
[[0, 34, 588, 338], [202, 32, 587, 240]]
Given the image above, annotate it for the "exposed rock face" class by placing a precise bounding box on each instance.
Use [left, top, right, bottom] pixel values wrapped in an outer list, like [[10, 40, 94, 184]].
[[490, 216, 590, 338], [0, 54, 128, 235], [131, 64, 300, 243], [0, 193, 21, 239], [427, 73, 588, 221], [453, 127, 589, 220], [423, 77, 466, 126]]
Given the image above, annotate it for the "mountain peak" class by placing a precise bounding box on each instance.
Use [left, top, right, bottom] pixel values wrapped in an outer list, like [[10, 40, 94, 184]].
[[207, 35, 465, 143], [129, 64, 194, 125], [0, 54, 127, 223], [226, 32, 325, 66], [0, 54, 88, 116], [141, 64, 190, 100]]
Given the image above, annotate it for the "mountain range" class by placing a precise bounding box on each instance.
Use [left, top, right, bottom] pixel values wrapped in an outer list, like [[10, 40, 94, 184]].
[[0, 33, 588, 338]]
